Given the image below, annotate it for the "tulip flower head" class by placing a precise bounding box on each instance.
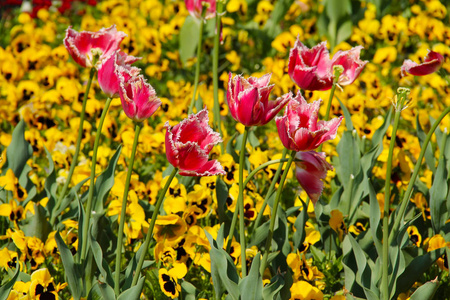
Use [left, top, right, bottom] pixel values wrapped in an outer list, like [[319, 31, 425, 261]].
[[288, 37, 367, 91], [227, 72, 292, 127], [165, 108, 226, 176], [185, 0, 217, 20], [64, 25, 127, 69], [401, 50, 444, 77], [118, 75, 162, 122], [295, 151, 332, 204], [276, 91, 343, 152], [98, 50, 141, 98]]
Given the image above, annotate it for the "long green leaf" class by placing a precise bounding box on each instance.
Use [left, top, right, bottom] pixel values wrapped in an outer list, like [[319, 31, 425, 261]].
[[179, 16, 200, 64], [118, 277, 145, 300], [409, 278, 439, 300], [239, 253, 263, 300], [55, 231, 83, 300], [205, 231, 239, 300], [0, 261, 20, 300]]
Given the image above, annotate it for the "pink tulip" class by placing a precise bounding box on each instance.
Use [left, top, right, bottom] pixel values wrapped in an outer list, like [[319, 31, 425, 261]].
[[185, 0, 216, 20], [276, 91, 343, 152], [165, 108, 225, 176], [227, 72, 292, 127], [98, 50, 141, 98], [331, 46, 368, 86], [401, 50, 444, 77], [288, 37, 367, 91], [118, 74, 162, 122], [64, 25, 127, 69], [295, 151, 332, 204]]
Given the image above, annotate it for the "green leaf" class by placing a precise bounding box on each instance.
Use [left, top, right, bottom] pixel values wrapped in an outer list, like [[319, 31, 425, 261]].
[[98, 282, 116, 300], [336, 96, 354, 131], [55, 231, 83, 300], [53, 177, 90, 222], [248, 130, 260, 148], [395, 248, 444, 297], [325, 0, 351, 24], [336, 20, 353, 45], [195, 94, 204, 113], [263, 0, 295, 38], [205, 231, 239, 300], [2, 120, 32, 177], [0, 260, 20, 300], [292, 198, 308, 250], [123, 244, 154, 291], [179, 16, 200, 64], [429, 134, 448, 233], [22, 203, 51, 242], [181, 281, 197, 300], [91, 145, 122, 214], [262, 274, 284, 300], [416, 115, 436, 173], [43, 146, 57, 213], [336, 131, 361, 189], [118, 277, 145, 300], [249, 220, 270, 247], [368, 182, 382, 256], [239, 253, 263, 300], [90, 227, 114, 289], [216, 177, 229, 224], [409, 278, 439, 300]]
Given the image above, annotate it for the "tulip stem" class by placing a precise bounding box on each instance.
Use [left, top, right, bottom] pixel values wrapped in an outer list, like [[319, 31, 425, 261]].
[[79, 96, 113, 264], [252, 148, 288, 233], [51, 68, 96, 226], [238, 127, 249, 277], [388, 105, 450, 246], [212, 0, 224, 152], [188, 12, 206, 115], [381, 95, 404, 300], [324, 81, 337, 122], [114, 121, 142, 295], [132, 167, 179, 287], [260, 150, 296, 276]]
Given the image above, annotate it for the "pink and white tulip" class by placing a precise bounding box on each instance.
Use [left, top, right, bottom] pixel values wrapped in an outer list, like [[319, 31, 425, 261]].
[[295, 151, 332, 204], [64, 25, 127, 69], [165, 108, 225, 176], [118, 75, 162, 122], [276, 91, 343, 152], [185, 0, 217, 20], [227, 72, 292, 127], [288, 37, 367, 91], [401, 50, 444, 77], [98, 50, 141, 98]]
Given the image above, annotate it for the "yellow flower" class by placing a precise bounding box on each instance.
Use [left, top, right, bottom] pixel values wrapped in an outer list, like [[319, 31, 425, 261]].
[[187, 185, 213, 219], [329, 210, 346, 241], [29, 268, 66, 300], [153, 215, 188, 246], [407, 226, 422, 247], [158, 263, 187, 299], [290, 280, 323, 300], [349, 222, 366, 236], [0, 247, 19, 271]]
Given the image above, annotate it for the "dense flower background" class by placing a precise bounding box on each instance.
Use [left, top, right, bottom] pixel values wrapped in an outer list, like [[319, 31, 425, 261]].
[[1, 0, 450, 299]]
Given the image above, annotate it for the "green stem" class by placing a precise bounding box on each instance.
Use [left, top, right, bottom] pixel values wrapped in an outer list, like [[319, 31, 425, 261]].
[[381, 107, 401, 300], [260, 150, 296, 276], [79, 97, 113, 262], [244, 158, 289, 187], [226, 157, 289, 248], [388, 106, 450, 246], [188, 14, 206, 115], [253, 148, 288, 231], [324, 82, 337, 122], [132, 167, 178, 287], [114, 122, 142, 295], [51, 68, 96, 226], [238, 127, 249, 277], [212, 1, 224, 153]]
